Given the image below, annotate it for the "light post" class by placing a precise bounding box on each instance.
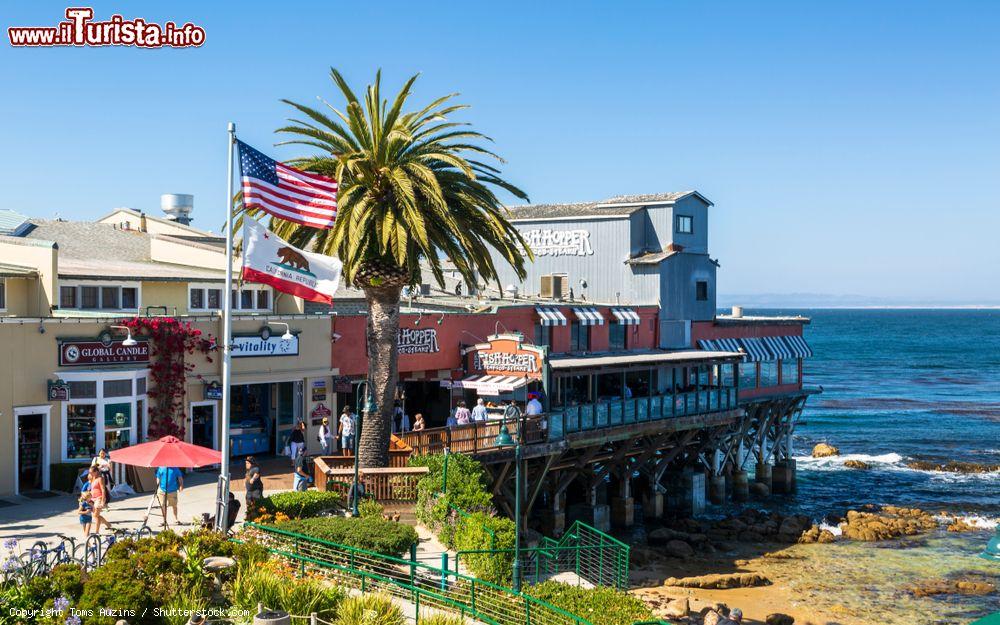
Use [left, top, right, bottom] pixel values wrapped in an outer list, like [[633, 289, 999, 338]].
[[351, 381, 374, 516], [494, 417, 522, 592]]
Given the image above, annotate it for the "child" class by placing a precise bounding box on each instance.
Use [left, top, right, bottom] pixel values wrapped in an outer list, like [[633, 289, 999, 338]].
[[78, 491, 93, 536]]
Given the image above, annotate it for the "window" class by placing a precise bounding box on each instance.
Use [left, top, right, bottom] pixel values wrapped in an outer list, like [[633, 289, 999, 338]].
[[121, 287, 137, 309], [760, 361, 778, 387], [739, 363, 757, 389], [189, 286, 225, 311], [569, 321, 590, 352], [68, 381, 97, 398], [207, 288, 221, 309], [240, 289, 254, 309], [190, 288, 205, 309], [192, 284, 269, 312], [676, 214, 693, 234], [781, 359, 800, 385], [103, 403, 132, 451], [103, 379, 132, 397], [60, 286, 77, 309], [609, 322, 627, 351], [256, 290, 270, 310], [100, 286, 119, 309], [66, 404, 97, 460], [81, 286, 99, 309], [0, 279, 5, 310], [534, 323, 552, 350], [696, 281, 708, 301]]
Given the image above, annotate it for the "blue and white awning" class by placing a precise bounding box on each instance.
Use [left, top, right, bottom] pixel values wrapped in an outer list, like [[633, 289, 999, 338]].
[[738, 337, 771, 362], [610, 307, 641, 325], [535, 306, 567, 326], [573, 307, 605, 326], [783, 335, 813, 358], [697, 337, 746, 359], [763, 336, 793, 360]]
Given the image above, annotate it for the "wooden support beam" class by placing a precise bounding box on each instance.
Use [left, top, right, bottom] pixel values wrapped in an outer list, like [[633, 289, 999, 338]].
[[524, 453, 556, 522]]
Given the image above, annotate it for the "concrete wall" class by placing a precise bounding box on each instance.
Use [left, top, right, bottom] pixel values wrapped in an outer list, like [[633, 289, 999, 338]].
[[0, 236, 57, 314], [659, 253, 717, 321], [2, 277, 33, 317]]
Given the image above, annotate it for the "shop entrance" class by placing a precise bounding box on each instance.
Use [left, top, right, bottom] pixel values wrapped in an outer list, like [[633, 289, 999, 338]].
[[401, 381, 452, 428], [16, 412, 45, 493], [228, 381, 302, 457], [191, 402, 217, 449]]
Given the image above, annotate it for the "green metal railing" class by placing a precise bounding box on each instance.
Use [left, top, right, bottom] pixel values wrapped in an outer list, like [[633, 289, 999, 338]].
[[455, 520, 630, 589], [246, 522, 597, 625]]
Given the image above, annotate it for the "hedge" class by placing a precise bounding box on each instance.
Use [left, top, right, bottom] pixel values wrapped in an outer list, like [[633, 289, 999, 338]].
[[274, 516, 418, 558], [453, 511, 516, 585], [247, 490, 343, 520], [526, 582, 654, 625]]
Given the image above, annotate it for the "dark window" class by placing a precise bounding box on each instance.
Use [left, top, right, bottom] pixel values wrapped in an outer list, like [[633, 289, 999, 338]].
[[121, 287, 137, 309], [676, 214, 693, 234], [0, 280, 5, 309], [609, 323, 627, 351], [241, 289, 254, 309], [534, 323, 551, 350], [103, 379, 132, 397], [81, 286, 99, 309], [100, 286, 119, 309], [257, 289, 270, 310], [190, 288, 205, 309], [760, 361, 778, 387], [60, 286, 77, 308], [207, 289, 221, 309], [739, 363, 758, 389], [696, 281, 709, 301], [68, 381, 97, 399], [570, 321, 590, 352]]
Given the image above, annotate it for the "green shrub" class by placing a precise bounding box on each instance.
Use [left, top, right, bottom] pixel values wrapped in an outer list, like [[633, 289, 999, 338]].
[[410, 453, 494, 544], [357, 498, 385, 519], [250, 490, 344, 520], [76, 558, 158, 625], [275, 516, 418, 558], [229, 560, 343, 620], [417, 614, 467, 625], [47, 563, 85, 601], [452, 512, 516, 585], [334, 593, 404, 625], [526, 582, 654, 625]]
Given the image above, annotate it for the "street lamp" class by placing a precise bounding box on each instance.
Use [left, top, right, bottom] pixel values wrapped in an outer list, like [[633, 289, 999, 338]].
[[271, 322, 295, 340], [351, 381, 375, 516], [494, 419, 522, 592], [110, 325, 137, 347]]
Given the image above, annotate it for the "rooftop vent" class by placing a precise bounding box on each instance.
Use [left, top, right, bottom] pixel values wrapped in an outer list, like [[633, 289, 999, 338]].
[[731, 305, 743, 318], [161, 193, 194, 226]]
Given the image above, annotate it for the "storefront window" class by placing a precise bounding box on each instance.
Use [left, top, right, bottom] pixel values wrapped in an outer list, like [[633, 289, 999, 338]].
[[103, 379, 132, 397], [104, 403, 132, 451], [760, 361, 778, 387], [68, 381, 97, 399], [739, 363, 757, 389], [609, 323, 627, 351], [570, 322, 590, 352], [781, 359, 800, 385], [66, 404, 97, 460], [718, 363, 735, 387]]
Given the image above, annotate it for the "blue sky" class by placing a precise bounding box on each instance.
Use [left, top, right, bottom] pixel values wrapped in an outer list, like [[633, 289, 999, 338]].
[[2, 1, 999, 303]]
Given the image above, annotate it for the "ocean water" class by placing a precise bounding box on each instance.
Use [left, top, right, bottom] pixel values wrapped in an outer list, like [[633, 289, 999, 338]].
[[777, 308, 1000, 521]]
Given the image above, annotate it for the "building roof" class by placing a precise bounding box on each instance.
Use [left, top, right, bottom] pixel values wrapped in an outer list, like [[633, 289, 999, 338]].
[[57, 258, 227, 281], [506, 191, 710, 221], [548, 349, 743, 370], [0, 209, 31, 236], [0, 262, 38, 278], [99, 207, 220, 238]]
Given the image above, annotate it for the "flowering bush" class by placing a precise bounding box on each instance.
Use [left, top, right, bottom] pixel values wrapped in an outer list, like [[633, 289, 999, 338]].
[[120, 317, 215, 439]]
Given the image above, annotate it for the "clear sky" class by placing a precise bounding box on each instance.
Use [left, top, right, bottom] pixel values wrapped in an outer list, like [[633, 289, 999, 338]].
[[2, 1, 998, 303]]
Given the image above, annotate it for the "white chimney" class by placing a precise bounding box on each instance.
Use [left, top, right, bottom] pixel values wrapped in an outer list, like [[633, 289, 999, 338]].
[[161, 193, 194, 226], [731, 305, 743, 318]]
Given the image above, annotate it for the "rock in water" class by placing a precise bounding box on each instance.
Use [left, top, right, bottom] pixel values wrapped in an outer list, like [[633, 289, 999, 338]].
[[812, 443, 840, 457], [663, 539, 695, 558], [663, 572, 771, 589], [843, 459, 870, 469], [656, 597, 689, 619], [766, 614, 795, 625], [946, 518, 977, 532], [749, 482, 770, 497]]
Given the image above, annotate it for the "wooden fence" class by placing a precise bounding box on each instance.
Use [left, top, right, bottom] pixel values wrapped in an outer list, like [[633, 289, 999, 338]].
[[312, 459, 428, 502]]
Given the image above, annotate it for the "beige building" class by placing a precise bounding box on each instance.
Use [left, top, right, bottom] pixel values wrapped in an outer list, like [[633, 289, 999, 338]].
[[0, 205, 339, 497]]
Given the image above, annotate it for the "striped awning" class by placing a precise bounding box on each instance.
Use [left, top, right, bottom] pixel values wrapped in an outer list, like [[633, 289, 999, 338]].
[[610, 307, 641, 325], [453, 375, 529, 396], [784, 335, 813, 358], [535, 306, 567, 326], [697, 337, 746, 359], [763, 336, 793, 360], [572, 307, 605, 326]]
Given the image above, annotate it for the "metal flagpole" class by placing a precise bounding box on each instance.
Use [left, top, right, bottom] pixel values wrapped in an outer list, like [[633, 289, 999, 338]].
[[215, 122, 236, 531]]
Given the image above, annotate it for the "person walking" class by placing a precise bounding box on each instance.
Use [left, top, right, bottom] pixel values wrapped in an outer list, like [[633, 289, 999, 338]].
[[77, 491, 93, 537], [87, 466, 112, 534], [412, 413, 426, 431], [91, 448, 114, 496], [289, 421, 306, 463], [526, 393, 544, 416], [318, 417, 333, 455], [293, 446, 311, 492], [503, 399, 522, 421], [471, 398, 488, 422], [454, 401, 472, 425], [155, 465, 184, 528], [244, 456, 264, 507], [339, 407, 355, 456]]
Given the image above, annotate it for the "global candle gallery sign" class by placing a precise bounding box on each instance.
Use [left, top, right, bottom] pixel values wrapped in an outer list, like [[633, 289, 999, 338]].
[[58, 336, 150, 367]]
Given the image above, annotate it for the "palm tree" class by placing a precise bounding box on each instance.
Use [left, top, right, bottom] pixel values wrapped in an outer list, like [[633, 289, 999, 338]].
[[238, 69, 532, 468]]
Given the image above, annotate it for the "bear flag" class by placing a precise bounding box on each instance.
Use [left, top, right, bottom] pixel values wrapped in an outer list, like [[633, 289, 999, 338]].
[[241, 218, 343, 304]]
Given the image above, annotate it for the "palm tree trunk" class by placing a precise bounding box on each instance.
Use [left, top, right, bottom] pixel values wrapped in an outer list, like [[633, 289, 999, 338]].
[[359, 285, 403, 468]]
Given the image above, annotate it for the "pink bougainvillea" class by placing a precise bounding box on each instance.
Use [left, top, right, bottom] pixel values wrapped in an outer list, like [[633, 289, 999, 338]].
[[120, 317, 215, 440]]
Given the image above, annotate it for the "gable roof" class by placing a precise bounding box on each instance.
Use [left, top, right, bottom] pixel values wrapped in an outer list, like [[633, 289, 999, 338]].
[[98, 207, 220, 238], [0, 209, 31, 236], [506, 190, 711, 221]]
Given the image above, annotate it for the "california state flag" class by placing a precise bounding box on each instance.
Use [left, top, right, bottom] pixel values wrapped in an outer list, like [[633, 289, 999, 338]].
[[241, 218, 343, 304]]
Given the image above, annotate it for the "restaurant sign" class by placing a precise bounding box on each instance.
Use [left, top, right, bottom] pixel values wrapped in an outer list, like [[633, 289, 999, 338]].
[[397, 327, 439, 354], [231, 334, 299, 358], [463, 333, 545, 380], [58, 336, 150, 367], [523, 228, 594, 257]]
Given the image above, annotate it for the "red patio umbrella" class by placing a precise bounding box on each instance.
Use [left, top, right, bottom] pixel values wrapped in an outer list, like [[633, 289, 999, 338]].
[[109, 435, 222, 468]]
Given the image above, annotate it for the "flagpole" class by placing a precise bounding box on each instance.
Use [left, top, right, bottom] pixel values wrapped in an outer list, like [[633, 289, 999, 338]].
[[216, 122, 236, 531]]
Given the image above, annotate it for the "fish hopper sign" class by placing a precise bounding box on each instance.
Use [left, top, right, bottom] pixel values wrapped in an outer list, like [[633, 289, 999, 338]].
[[462, 333, 545, 379]]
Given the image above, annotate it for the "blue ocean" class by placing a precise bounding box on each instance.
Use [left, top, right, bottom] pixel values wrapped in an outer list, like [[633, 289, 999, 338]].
[[779, 308, 1000, 521]]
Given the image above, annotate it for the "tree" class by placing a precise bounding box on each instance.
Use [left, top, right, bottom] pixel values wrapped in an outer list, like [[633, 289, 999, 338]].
[[239, 69, 532, 467]]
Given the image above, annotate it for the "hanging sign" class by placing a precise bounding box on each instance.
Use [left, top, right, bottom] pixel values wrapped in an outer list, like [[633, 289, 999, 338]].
[[311, 403, 332, 420], [58, 336, 150, 366], [204, 381, 223, 400], [462, 333, 545, 379], [333, 376, 353, 393], [397, 327, 440, 354], [48, 379, 71, 401]]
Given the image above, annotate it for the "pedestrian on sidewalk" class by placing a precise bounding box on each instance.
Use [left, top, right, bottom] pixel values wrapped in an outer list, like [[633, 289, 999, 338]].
[[293, 447, 311, 492], [339, 407, 355, 456], [289, 421, 306, 463], [87, 466, 112, 534], [155, 466, 184, 528], [91, 448, 114, 493], [244, 456, 264, 506], [318, 417, 333, 455], [77, 491, 93, 537]]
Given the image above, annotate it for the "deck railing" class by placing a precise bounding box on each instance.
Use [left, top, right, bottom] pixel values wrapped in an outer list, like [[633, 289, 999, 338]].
[[313, 462, 427, 502], [399, 415, 547, 456]]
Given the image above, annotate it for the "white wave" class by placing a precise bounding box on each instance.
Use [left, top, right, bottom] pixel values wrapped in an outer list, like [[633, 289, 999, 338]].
[[957, 515, 999, 530], [818, 522, 843, 536], [794, 452, 904, 471]]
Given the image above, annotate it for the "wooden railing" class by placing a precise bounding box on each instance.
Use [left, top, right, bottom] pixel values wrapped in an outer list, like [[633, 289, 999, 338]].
[[312, 458, 427, 502], [398, 415, 548, 456]]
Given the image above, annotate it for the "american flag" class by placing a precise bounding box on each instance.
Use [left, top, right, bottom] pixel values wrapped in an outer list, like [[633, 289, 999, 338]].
[[237, 140, 338, 229]]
